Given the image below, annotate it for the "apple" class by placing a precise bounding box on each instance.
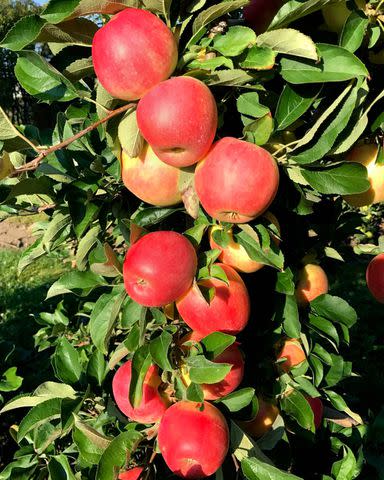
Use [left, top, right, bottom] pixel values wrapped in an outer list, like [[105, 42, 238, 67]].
[[92, 8, 178, 100], [237, 397, 279, 438], [158, 400, 229, 479], [322, 0, 366, 33], [208, 212, 280, 273], [194, 137, 279, 223], [366, 253, 384, 303], [118, 466, 144, 480], [244, 0, 283, 33], [276, 338, 306, 373], [112, 360, 170, 423], [123, 231, 197, 307], [176, 263, 250, 337], [343, 144, 384, 207], [137, 76, 218, 167], [121, 144, 183, 206], [305, 396, 323, 430], [295, 264, 329, 306], [181, 333, 245, 400]]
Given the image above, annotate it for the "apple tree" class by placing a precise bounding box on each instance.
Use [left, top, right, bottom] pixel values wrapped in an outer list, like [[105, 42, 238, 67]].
[[0, 0, 383, 479]]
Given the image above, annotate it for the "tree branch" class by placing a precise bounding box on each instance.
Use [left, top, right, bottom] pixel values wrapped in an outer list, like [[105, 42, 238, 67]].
[[13, 103, 135, 175]]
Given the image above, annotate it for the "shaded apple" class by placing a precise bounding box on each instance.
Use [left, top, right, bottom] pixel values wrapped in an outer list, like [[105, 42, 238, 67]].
[[237, 397, 279, 438], [158, 401, 229, 479], [92, 8, 177, 100], [295, 264, 329, 306], [123, 231, 197, 307], [276, 338, 306, 373], [118, 466, 144, 479], [137, 77, 217, 167], [244, 0, 283, 33], [366, 253, 384, 303], [305, 396, 324, 430], [195, 137, 279, 223]]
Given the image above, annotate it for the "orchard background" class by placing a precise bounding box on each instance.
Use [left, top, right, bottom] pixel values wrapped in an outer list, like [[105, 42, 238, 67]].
[[0, 0, 384, 478]]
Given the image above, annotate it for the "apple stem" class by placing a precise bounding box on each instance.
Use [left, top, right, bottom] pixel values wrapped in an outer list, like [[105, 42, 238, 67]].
[[12, 102, 137, 176]]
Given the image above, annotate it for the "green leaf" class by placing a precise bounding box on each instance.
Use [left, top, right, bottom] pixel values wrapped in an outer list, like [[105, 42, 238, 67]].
[[308, 315, 339, 346], [200, 332, 236, 358], [310, 294, 357, 328], [257, 29, 318, 60], [96, 430, 143, 480], [218, 388, 255, 412], [212, 26, 256, 57], [132, 205, 183, 227], [0, 152, 15, 181], [121, 298, 146, 329], [149, 330, 173, 372], [244, 113, 273, 146], [231, 420, 273, 465], [280, 44, 368, 84], [242, 456, 304, 480], [300, 163, 370, 195], [275, 269, 295, 295], [240, 45, 276, 70], [73, 417, 111, 464], [42, 211, 71, 250], [237, 92, 270, 119], [52, 337, 82, 384], [76, 225, 100, 271], [187, 355, 231, 384], [46, 271, 107, 299], [129, 345, 152, 408], [0, 14, 46, 50], [15, 51, 79, 103], [206, 69, 257, 86], [324, 355, 345, 387], [275, 84, 320, 131], [0, 367, 23, 392], [90, 287, 127, 354], [340, 11, 369, 53], [87, 349, 109, 386], [63, 56, 94, 82], [48, 455, 76, 480], [186, 382, 204, 402], [280, 389, 314, 431], [331, 445, 357, 480], [118, 109, 144, 158], [17, 397, 62, 442], [0, 107, 37, 152], [278, 294, 301, 338]]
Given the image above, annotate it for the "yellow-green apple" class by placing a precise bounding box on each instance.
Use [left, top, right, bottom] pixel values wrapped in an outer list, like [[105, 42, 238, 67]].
[[343, 144, 384, 207], [176, 263, 250, 337], [194, 138, 279, 223], [276, 338, 306, 373], [244, 0, 283, 33], [112, 360, 170, 423], [136, 77, 217, 167], [322, 0, 365, 33], [92, 8, 178, 100], [180, 332, 245, 400], [295, 264, 329, 306], [237, 397, 279, 438], [123, 231, 197, 307], [366, 253, 384, 303], [208, 212, 280, 273], [305, 396, 323, 430], [118, 467, 144, 480], [121, 144, 184, 206], [158, 401, 229, 479]]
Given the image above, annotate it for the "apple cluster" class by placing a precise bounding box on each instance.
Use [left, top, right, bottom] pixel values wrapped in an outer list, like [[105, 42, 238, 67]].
[[92, 7, 331, 478]]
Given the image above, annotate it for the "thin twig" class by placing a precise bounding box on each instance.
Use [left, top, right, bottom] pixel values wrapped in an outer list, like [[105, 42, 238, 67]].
[[12, 103, 135, 175]]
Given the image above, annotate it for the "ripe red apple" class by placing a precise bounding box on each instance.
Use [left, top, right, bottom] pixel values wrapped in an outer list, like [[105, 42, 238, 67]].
[[305, 396, 323, 430], [112, 360, 170, 423], [118, 466, 144, 480], [176, 263, 250, 337], [123, 231, 197, 307], [194, 137, 279, 223], [181, 333, 245, 400], [238, 397, 279, 438], [208, 212, 280, 273], [244, 0, 283, 33], [276, 339, 306, 373], [137, 76, 218, 167], [121, 144, 183, 206], [158, 401, 229, 479], [366, 253, 384, 303], [295, 264, 329, 306], [92, 8, 178, 100]]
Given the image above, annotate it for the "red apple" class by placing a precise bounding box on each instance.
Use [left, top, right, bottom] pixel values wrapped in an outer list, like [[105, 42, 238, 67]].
[[181, 333, 245, 400], [137, 76, 218, 167], [238, 397, 279, 438], [112, 360, 170, 423], [366, 253, 384, 303], [194, 137, 279, 223], [123, 231, 197, 307], [244, 0, 283, 33], [121, 144, 183, 206], [176, 263, 250, 337], [92, 8, 178, 100], [276, 339, 306, 373], [158, 401, 229, 479], [306, 396, 323, 430], [118, 466, 144, 480], [295, 264, 329, 306]]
